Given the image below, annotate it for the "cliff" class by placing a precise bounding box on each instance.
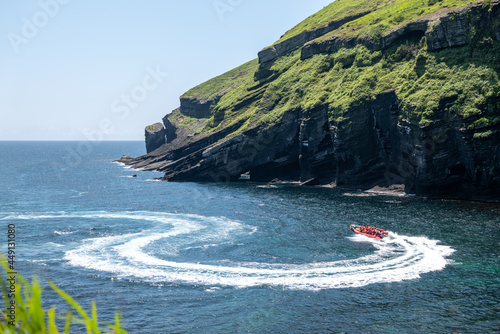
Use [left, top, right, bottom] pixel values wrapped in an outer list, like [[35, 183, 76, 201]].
[[145, 122, 166, 153], [128, 0, 500, 201]]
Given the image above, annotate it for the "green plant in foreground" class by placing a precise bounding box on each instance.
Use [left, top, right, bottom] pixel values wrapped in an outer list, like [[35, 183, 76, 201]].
[[0, 256, 127, 334]]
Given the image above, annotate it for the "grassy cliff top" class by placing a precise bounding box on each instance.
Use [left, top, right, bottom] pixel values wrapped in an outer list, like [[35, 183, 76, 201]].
[[171, 0, 499, 141], [276, 0, 483, 45], [314, 0, 483, 42], [182, 0, 486, 104], [275, 0, 388, 44], [181, 59, 259, 101]]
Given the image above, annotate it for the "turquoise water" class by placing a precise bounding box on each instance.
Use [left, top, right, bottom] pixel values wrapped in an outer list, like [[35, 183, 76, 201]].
[[1, 141, 499, 333]]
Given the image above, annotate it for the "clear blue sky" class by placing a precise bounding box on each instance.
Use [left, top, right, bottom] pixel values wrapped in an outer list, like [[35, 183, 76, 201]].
[[0, 0, 333, 140]]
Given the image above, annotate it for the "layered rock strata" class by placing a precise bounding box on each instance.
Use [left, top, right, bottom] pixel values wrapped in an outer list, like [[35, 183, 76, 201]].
[[301, 1, 500, 60], [120, 1, 500, 202], [145, 122, 166, 153], [123, 90, 499, 201]]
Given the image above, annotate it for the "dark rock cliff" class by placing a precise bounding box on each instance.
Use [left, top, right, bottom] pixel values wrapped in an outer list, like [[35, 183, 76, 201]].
[[125, 89, 499, 201], [145, 122, 167, 153], [179, 96, 219, 118], [398, 97, 500, 201], [120, 1, 500, 202]]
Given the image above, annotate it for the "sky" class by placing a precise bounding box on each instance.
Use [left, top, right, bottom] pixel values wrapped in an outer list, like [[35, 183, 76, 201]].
[[0, 0, 333, 141]]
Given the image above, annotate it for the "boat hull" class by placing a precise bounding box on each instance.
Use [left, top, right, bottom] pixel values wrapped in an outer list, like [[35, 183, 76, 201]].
[[350, 224, 386, 239]]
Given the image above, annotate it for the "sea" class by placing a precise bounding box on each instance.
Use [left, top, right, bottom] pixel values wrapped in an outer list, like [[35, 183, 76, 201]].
[[0, 141, 499, 333]]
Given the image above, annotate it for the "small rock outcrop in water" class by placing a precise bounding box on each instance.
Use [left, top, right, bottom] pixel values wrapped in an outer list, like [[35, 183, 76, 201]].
[[120, 0, 500, 202], [118, 155, 134, 164], [145, 122, 167, 153]]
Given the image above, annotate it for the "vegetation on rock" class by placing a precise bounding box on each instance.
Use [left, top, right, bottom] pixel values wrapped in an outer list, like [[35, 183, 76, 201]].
[[136, 0, 499, 200], [167, 0, 499, 142]]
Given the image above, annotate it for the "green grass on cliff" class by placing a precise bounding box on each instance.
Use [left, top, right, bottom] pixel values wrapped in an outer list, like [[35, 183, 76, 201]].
[[172, 0, 499, 141], [262, 38, 499, 127], [275, 0, 389, 44], [275, 0, 483, 46], [174, 59, 260, 136], [181, 59, 259, 101], [178, 36, 499, 137], [315, 0, 483, 43]]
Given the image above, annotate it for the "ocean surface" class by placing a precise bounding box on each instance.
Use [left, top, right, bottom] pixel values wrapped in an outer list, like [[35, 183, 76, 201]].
[[0, 141, 499, 333]]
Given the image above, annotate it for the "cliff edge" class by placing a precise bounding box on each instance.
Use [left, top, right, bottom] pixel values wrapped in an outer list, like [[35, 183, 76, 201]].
[[127, 0, 500, 201]]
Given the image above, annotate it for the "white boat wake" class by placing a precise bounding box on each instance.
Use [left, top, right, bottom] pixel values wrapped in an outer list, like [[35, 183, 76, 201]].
[[4, 211, 455, 290]]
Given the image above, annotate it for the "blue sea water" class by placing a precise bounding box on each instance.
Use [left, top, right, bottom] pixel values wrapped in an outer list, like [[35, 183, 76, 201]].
[[0, 141, 499, 333]]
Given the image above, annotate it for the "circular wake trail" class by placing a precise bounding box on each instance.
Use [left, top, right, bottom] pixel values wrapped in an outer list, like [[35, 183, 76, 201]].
[[4, 211, 455, 290]]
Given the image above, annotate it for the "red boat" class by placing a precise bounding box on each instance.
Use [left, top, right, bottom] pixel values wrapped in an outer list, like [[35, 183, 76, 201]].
[[350, 225, 388, 239]]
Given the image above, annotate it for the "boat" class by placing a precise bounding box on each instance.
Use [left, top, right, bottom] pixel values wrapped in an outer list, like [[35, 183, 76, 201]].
[[350, 224, 388, 239]]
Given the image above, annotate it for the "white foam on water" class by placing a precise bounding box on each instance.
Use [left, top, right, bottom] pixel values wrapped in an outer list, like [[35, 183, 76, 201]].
[[54, 230, 74, 235], [9, 211, 455, 290], [44, 242, 64, 247]]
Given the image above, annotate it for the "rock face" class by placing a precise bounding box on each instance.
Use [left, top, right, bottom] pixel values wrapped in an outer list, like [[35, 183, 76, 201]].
[[162, 113, 177, 144], [145, 122, 166, 153], [122, 89, 500, 201], [426, 1, 500, 51], [120, 0, 500, 202], [398, 98, 500, 200], [333, 91, 402, 189], [179, 96, 219, 118]]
